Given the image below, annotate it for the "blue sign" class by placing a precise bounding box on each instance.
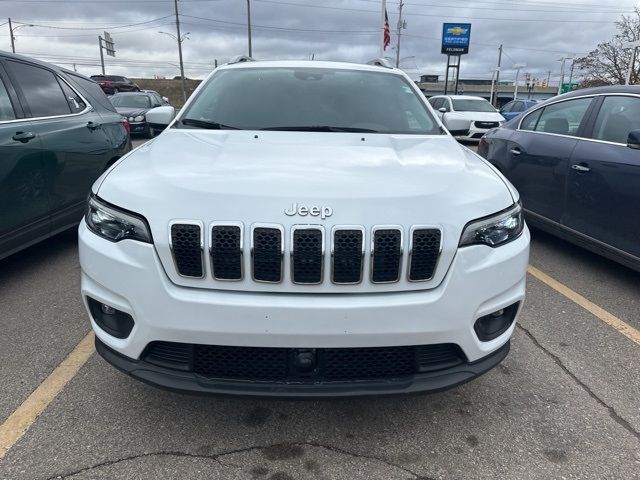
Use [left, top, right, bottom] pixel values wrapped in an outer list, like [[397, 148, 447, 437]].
[[441, 23, 471, 55]]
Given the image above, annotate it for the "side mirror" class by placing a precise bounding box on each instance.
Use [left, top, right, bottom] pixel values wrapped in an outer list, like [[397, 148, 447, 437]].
[[146, 106, 176, 130], [162, 96, 169, 103], [628, 130, 640, 149], [438, 107, 447, 113]]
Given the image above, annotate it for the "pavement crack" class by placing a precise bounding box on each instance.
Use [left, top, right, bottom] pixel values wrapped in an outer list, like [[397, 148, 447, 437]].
[[517, 323, 640, 442], [44, 442, 423, 479]]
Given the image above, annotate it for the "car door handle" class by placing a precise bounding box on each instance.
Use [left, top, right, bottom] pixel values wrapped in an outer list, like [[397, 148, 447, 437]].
[[571, 164, 591, 173], [12, 131, 36, 143], [86, 121, 101, 130], [510, 148, 522, 156]]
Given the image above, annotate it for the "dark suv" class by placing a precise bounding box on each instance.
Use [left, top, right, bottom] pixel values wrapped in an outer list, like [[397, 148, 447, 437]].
[[90, 75, 139, 94], [0, 53, 131, 260]]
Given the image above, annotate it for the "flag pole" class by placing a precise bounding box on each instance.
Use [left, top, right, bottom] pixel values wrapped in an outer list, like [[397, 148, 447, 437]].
[[379, 0, 387, 57]]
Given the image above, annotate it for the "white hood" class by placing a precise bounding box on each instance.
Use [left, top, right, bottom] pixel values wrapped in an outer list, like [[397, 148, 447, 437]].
[[97, 129, 516, 293]]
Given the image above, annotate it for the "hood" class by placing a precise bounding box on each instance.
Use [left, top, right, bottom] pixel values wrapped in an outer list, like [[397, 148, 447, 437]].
[[450, 111, 505, 122], [115, 107, 148, 117], [97, 129, 516, 293]]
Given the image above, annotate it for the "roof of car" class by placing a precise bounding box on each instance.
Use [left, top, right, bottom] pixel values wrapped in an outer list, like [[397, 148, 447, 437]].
[[557, 84, 640, 99], [0, 51, 79, 77], [217, 59, 404, 74], [433, 95, 486, 100], [113, 91, 150, 96]]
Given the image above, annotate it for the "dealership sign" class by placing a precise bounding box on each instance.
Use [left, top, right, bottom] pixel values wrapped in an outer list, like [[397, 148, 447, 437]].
[[441, 23, 471, 55]]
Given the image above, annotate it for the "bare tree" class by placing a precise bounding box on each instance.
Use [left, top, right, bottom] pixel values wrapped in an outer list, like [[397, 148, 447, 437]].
[[575, 8, 640, 85]]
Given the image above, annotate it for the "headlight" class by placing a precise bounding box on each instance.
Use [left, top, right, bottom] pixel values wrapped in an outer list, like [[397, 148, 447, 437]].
[[128, 116, 134, 122], [459, 203, 524, 248], [134, 115, 145, 122], [85, 195, 152, 243]]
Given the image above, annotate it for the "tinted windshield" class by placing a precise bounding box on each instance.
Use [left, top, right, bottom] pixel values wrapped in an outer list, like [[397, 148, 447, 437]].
[[110, 94, 151, 109], [180, 67, 441, 134], [452, 99, 496, 112]]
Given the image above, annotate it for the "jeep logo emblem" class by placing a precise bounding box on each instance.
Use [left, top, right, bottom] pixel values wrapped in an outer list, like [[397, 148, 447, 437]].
[[284, 202, 333, 220]]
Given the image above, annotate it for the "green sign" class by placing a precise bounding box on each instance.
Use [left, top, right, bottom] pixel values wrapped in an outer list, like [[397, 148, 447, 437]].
[[560, 83, 579, 94]]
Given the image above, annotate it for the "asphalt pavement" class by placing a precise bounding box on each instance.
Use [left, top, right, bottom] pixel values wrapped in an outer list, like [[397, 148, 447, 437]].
[[0, 140, 638, 479]]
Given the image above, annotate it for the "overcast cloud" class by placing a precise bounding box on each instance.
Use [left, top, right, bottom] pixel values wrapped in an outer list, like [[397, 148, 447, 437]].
[[0, 0, 633, 84]]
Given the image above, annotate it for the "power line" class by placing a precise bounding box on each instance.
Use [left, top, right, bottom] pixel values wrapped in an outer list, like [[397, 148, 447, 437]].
[[12, 15, 174, 30], [181, 14, 378, 33]]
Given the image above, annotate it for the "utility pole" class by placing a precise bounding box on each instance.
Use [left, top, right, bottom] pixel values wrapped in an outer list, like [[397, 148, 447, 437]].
[[568, 59, 575, 84], [395, 0, 404, 68], [98, 36, 105, 74], [246, 0, 252, 57], [174, 0, 187, 103], [513, 64, 526, 100], [491, 44, 502, 106], [624, 41, 640, 85], [8, 18, 15, 53], [546, 70, 551, 86]]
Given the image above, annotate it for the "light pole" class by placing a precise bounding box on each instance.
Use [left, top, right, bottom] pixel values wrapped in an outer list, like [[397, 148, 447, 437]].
[[624, 41, 640, 85], [489, 67, 500, 106], [513, 63, 526, 100], [8, 18, 34, 53], [246, 0, 252, 57], [159, 27, 190, 103], [557, 55, 573, 95]]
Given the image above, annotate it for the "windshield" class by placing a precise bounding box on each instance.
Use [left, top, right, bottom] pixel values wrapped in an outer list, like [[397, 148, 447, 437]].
[[179, 67, 441, 134], [110, 95, 151, 109], [452, 99, 496, 112]]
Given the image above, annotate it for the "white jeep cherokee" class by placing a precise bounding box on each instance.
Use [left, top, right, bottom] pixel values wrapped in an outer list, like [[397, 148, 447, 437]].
[[79, 59, 529, 397]]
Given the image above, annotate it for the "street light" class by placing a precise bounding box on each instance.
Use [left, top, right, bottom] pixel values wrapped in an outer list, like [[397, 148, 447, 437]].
[[158, 30, 190, 102], [8, 18, 34, 53], [623, 41, 640, 85], [557, 55, 573, 95], [513, 63, 526, 100]]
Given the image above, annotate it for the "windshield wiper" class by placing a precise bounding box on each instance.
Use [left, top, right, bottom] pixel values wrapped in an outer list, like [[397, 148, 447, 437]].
[[259, 125, 379, 133], [180, 118, 239, 130]]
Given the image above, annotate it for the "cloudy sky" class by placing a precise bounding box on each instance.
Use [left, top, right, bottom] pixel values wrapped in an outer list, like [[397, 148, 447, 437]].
[[0, 0, 634, 84]]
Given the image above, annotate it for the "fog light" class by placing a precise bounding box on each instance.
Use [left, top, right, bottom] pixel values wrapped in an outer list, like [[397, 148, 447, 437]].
[[87, 297, 134, 339], [474, 303, 519, 342], [101, 303, 116, 315]]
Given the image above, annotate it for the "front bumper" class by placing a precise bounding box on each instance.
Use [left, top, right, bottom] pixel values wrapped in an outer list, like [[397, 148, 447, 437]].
[[96, 336, 510, 397], [79, 221, 529, 396], [126, 121, 148, 135]]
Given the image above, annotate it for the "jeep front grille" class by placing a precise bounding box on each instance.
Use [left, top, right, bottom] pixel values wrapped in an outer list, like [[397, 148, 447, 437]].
[[169, 223, 442, 286]]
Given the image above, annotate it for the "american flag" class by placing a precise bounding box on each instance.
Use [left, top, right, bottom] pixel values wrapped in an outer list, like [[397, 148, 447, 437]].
[[383, 9, 391, 50]]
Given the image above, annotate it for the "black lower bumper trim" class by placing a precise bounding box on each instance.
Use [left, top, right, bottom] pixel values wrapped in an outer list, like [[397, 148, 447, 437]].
[[96, 338, 510, 398]]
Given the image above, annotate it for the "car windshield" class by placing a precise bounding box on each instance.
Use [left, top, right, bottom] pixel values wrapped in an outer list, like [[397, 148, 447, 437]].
[[452, 99, 496, 112], [179, 67, 441, 134], [110, 95, 151, 108]]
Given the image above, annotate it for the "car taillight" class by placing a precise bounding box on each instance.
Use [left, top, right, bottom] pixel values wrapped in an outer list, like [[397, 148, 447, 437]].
[[120, 118, 130, 135], [479, 136, 488, 148]]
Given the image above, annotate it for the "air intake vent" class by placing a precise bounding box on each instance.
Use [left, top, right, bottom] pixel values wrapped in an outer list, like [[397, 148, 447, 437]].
[[170, 222, 203, 278], [210, 224, 243, 280], [291, 226, 324, 284], [252, 225, 283, 283], [408, 228, 441, 281], [332, 228, 364, 284], [371, 227, 402, 283]]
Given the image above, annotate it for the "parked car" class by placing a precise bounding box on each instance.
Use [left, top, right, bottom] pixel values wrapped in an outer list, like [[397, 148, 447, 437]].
[[428, 95, 505, 142], [0, 52, 131, 260], [478, 85, 640, 272], [110, 91, 170, 137], [80, 59, 529, 397], [90, 75, 140, 94], [499, 99, 540, 121], [141, 89, 170, 105]]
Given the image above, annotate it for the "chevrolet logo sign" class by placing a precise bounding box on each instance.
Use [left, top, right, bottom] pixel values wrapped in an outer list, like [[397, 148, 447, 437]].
[[447, 27, 468, 35]]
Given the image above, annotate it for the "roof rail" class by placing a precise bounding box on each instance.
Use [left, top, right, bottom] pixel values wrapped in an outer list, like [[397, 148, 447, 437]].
[[366, 58, 394, 69], [227, 55, 255, 65]]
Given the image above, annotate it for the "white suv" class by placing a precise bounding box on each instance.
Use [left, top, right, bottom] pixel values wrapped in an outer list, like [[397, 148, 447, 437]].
[[428, 95, 506, 142], [79, 59, 529, 397]]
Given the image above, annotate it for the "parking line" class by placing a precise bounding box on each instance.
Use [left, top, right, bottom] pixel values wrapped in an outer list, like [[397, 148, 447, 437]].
[[528, 265, 640, 346], [0, 331, 95, 459]]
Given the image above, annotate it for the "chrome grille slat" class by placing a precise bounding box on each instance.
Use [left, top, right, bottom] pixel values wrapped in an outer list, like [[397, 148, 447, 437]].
[[408, 227, 442, 282], [331, 226, 365, 284], [210, 222, 243, 281], [371, 226, 403, 283], [251, 224, 284, 283], [169, 221, 204, 278], [291, 225, 324, 284]]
